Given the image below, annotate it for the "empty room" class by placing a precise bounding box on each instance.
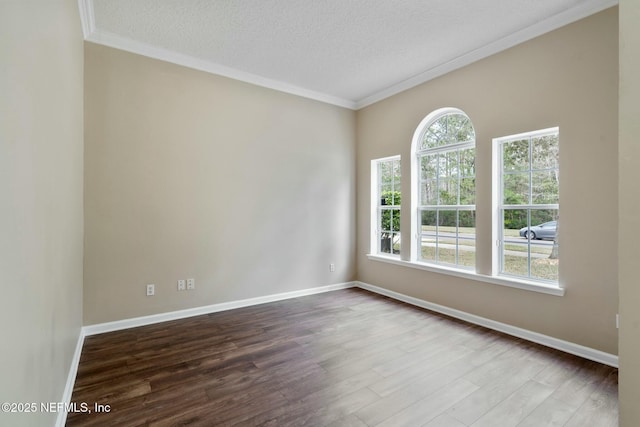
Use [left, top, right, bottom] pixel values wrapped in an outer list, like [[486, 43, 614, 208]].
[[2, 0, 639, 426]]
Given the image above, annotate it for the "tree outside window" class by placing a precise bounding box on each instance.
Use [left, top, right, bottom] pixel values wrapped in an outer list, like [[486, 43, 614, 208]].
[[496, 128, 559, 283], [375, 157, 401, 255], [412, 109, 476, 269]]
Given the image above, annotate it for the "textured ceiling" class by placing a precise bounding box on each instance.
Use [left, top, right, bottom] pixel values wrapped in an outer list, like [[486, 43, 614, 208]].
[[80, 0, 616, 109]]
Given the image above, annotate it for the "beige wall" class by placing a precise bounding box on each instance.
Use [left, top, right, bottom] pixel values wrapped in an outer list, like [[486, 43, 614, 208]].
[[83, 44, 356, 324], [619, 0, 640, 425], [0, 0, 84, 426], [356, 8, 619, 354]]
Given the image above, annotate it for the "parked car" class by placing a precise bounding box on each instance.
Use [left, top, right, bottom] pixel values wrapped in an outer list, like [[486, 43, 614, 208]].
[[519, 221, 557, 240]]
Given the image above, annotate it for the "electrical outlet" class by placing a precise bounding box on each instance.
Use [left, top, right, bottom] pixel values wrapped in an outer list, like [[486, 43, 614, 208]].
[[177, 279, 186, 291], [187, 278, 195, 290], [616, 314, 619, 329], [146, 284, 155, 296], [329, 263, 335, 272]]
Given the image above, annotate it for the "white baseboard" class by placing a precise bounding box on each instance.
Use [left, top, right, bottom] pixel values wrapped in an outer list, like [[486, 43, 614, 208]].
[[83, 281, 356, 336], [55, 329, 86, 427], [355, 281, 618, 368]]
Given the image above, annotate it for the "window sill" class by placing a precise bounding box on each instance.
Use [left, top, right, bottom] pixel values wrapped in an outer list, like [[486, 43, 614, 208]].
[[366, 254, 565, 297]]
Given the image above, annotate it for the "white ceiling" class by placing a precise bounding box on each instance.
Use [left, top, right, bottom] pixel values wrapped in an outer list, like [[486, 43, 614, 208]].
[[79, 0, 616, 109]]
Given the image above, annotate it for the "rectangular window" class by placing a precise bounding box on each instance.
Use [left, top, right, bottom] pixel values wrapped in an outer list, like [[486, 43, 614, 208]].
[[495, 128, 559, 283], [371, 156, 401, 256]]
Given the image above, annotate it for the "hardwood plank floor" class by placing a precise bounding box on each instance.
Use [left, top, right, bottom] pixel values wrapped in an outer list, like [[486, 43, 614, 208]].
[[66, 288, 618, 426]]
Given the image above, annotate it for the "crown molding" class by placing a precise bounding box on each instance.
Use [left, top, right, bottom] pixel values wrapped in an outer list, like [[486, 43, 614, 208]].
[[78, 0, 617, 111], [87, 29, 357, 109], [355, 0, 619, 109], [77, 0, 94, 39], [78, 1, 355, 109]]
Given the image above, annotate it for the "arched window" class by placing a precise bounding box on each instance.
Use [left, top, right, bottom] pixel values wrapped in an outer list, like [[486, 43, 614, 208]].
[[410, 108, 476, 269]]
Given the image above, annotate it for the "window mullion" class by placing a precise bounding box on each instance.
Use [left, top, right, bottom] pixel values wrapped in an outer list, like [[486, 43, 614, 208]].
[[455, 209, 459, 265]]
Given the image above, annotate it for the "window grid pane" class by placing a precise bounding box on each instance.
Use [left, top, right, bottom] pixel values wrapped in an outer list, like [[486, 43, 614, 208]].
[[419, 208, 476, 270]]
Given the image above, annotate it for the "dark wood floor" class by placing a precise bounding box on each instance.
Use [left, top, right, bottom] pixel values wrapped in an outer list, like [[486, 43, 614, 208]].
[[67, 288, 617, 427]]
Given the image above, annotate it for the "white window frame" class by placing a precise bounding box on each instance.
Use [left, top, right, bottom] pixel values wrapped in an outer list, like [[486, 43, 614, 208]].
[[410, 108, 476, 270], [492, 127, 560, 284], [370, 155, 401, 257], [368, 112, 565, 297]]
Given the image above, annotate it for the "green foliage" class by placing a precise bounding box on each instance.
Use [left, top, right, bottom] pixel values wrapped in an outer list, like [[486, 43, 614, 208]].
[[378, 158, 402, 254], [420, 148, 476, 206], [379, 159, 401, 187], [503, 209, 557, 230], [501, 132, 559, 230], [380, 190, 401, 233], [421, 209, 475, 228], [422, 113, 475, 149]]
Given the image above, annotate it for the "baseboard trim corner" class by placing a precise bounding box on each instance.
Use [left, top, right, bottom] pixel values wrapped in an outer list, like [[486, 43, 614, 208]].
[[83, 281, 357, 336], [55, 329, 85, 427], [355, 281, 618, 368]]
